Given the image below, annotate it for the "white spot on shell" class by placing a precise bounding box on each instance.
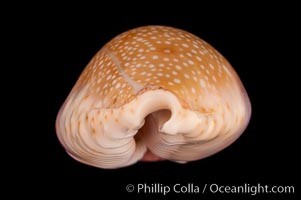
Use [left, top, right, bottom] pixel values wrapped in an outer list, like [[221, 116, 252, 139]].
[[182, 43, 189, 48], [222, 64, 233, 77], [175, 65, 182, 70], [164, 49, 171, 53], [173, 78, 181, 84], [200, 79, 206, 88], [152, 55, 158, 60], [188, 60, 194, 65], [212, 75, 217, 82]]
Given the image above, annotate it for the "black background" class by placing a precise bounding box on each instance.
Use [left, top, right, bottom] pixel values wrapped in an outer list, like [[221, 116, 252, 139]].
[[26, 4, 299, 199]]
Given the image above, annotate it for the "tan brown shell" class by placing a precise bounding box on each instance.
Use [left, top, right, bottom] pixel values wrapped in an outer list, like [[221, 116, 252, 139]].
[[56, 26, 251, 169]]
